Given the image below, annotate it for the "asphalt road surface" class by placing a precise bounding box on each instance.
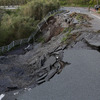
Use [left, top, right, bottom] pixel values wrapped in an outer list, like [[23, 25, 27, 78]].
[[3, 50, 100, 100]]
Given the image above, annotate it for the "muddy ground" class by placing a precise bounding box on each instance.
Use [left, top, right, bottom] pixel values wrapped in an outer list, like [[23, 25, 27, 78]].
[[0, 8, 100, 96]]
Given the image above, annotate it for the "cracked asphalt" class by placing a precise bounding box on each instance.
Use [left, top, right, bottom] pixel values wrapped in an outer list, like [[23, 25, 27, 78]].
[[1, 7, 100, 100]]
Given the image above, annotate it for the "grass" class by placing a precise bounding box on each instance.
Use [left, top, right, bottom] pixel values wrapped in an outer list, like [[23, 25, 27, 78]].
[[61, 32, 72, 43], [76, 14, 82, 21], [62, 27, 69, 33], [98, 11, 100, 14], [61, 4, 89, 7], [37, 36, 45, 43], [62, 28, 72, 43]]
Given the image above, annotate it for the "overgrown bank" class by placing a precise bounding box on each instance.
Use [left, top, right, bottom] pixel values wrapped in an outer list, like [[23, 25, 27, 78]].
[[0, 0, 59, 46]]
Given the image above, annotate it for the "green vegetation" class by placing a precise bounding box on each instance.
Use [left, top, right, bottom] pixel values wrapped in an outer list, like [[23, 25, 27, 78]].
[[62, 28, 72, 43], [37, 36, 45, 43], [0, 0, 59, 46], [0, 0, 30, 6], [0, 0, 100, 7], [62, 27, 69, 33], [0, 0, 60, 6], [75, 14, 84, 22], [59, 0, 100, 7], [98, 11, 100, 13], [0, 0, 100, 46], [21, 0, 59, 20], [0, 14, 36, 46], [62, 32, 72, 43], [0, 0, 99, 7]]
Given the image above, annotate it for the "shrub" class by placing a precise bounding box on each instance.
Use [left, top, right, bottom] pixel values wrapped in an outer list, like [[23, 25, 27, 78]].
[[0, 13, 36, 46], [21, 0, 60, 20], [0, 0, 60, 46]]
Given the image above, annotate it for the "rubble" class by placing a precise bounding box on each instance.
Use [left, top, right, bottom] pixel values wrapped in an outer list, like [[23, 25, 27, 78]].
[[0, 10, 100, 94], [85, 33, 100, 48]]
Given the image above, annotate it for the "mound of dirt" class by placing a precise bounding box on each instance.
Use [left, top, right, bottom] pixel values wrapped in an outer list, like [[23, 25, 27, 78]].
[[70, 12, 92, 21]]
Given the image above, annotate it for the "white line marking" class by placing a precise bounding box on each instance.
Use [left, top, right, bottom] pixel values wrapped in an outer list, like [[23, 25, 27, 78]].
[[0, 94, 5, 100]]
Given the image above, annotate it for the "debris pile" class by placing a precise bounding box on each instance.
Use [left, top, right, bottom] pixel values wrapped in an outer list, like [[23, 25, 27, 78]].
[[0, 10, 99, 94], [37, 11, 92, 43]]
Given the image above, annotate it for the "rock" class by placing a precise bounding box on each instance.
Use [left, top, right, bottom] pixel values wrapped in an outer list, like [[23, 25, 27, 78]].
[[31, 55, 45, 69], [58, 51, 64, 60], [36, 73, 47, 82], [54, 62, 61, 69], [35, 56, 56, 73], [54, 45, 62, 52], [85, 34, 100, 47], [45, 68, 57, 81], [34, 56, 56, 74], [51, 51, 61, 56], [40, 55, 46, 67], [86, 40, 100, 47], [38, 71, 47, 77], [44, 56, 56, 68], [33, 43, 42, 51], [63, 13, 68, 18], [67, 18, 73, 24], [73, 18, 78, 24], [53, 45, 67, 52], [37, 79, 45, 85], [64, 15, 70, 22]]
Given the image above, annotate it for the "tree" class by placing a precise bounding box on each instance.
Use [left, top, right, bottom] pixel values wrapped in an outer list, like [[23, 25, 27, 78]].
[[97, 0, 99, 5]]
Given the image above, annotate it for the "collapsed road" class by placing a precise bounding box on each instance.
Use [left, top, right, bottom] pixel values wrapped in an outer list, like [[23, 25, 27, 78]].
[[4, 50, 100, 100], [0, 7, 100, 100]]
